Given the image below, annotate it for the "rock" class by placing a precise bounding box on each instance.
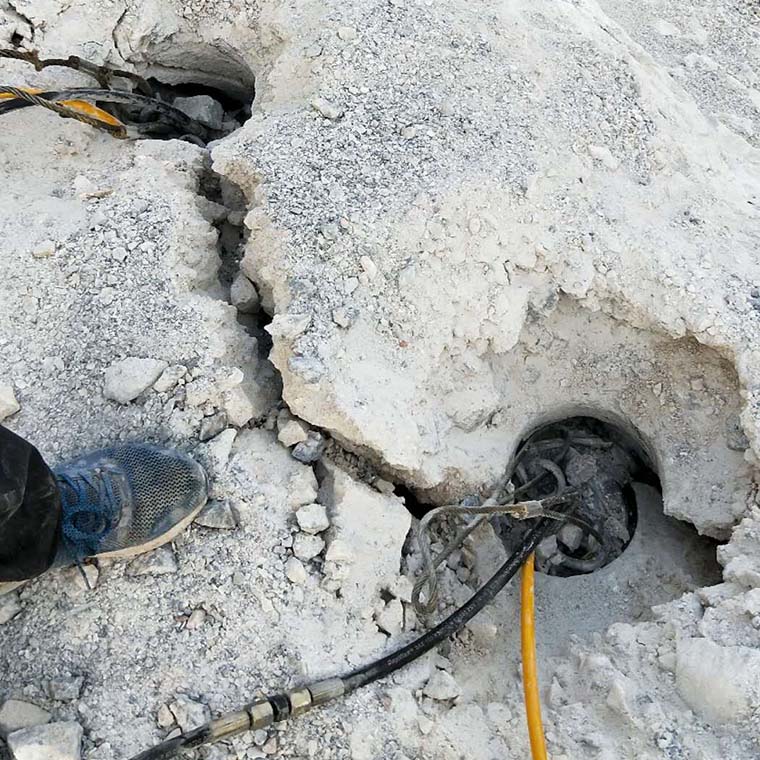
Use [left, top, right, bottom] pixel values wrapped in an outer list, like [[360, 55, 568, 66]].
[[64, 563, 99, 591], [46, 676, 84, 702], [423, 670, 461, 701], [173, 95, 225, 131], [103, 357, 168, 404], [388, 575, 414, 603], [153, 365, 187, 393], [230, 273, 260, 313], [359, 256, 378, 280], [126, 546, 178, 576], [169, 695, 211, 733], [376, 599, 404, 636], [199, 412, 228, 441], [194, 500, 238, 529], [277, 419, 310, 448], [157, 704, 174, 729], [295, 503, 330, 534], [31, 240, 56, 259], [6, 721, 82, 760], [311, 97, 343, 120], [558, 523, 584, 552], [332, 307, 357, 328], [292, 431, 326, 463], [222, 385, 255, 427], [0, 592, 22, 624], [465, 619, 498, 646], [185, 608, 206, 630], [287, 468, 319, 508], [320, 465, 411, 607], [0, 383, 20, 422], [292, 533, 325, 560], [196, 429, 237, 476], [285, 557, 308, 585], [324, 538, 354, 563], [676, 637, 760, 724], [535, 535, 558, 564], [0, 701, 51, 738]]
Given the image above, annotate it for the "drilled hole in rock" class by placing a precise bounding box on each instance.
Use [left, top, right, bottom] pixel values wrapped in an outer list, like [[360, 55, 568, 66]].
[[100, 76, 252, 144], [498, 416, 721, 590], [101, 49, 254, 145]]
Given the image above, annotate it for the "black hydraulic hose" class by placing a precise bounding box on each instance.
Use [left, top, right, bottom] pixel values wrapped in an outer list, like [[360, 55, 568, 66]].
[[343, 515, 552, 692], [127, 512, 560, 760]]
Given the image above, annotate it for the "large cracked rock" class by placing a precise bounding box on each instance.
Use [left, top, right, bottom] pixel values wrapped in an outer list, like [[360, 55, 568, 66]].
[[211, 0, 760, 535]]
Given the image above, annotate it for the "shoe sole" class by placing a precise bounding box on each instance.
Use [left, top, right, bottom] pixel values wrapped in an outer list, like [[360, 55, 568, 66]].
[[0, 492, 208, 595], [93, 494, 208, 560]]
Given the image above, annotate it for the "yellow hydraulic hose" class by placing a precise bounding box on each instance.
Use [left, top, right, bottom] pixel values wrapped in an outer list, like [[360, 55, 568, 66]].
[[0, 87, 125, 129], [521, 553, 548, 760]]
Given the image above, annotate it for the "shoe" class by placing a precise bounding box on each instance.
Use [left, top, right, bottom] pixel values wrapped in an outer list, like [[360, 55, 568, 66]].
[[52, 443, 208, 567]]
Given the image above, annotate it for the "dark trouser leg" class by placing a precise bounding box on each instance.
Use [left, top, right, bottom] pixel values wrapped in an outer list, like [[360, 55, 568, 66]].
[[0, 425, 61, 582]]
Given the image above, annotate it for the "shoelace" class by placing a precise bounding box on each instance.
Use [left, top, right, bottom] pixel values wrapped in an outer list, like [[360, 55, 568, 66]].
[[56, 468, 118, 586]]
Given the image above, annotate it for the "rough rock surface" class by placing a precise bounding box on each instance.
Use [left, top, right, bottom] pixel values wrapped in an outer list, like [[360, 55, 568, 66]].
[[1, 1, 759, 760], [6, 721, 82, 760]]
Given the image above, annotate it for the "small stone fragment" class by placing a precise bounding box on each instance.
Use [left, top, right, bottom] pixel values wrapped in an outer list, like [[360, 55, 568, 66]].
[[466, 619, 498, 645], [46, 676, 84, 702], [126, 545, 178, 576], [376, 599, 404, 636], [332, 307, 357, 328], [558, 523, 584, 552], [64, 563, 99, 591], [31, 240, 56, 259], [292, 431, 326, 463], [536, 535, 558, 564], [292, 533, 325, 561], [676, 637, 760, 724], [104, 358, 168, 404], [423, 670, 461, 701], [285, 557, 308, 585], [0, 592, 22, 624], [199, 412, 228, 442], [173, 95, 225, 130], [388, 575, 414, 603], [169, 696, 211, 733], [157, 704, 174, 729], [278, 419, 310, 447], [221, 386, 255, 427], [7, 721, 82, 760], [0, 701, 51, 738], [295, 503, 330, 534], [153, 365, 187, 393], [337, 26, 357, 40], [359, 256, 378, 280], [230, 273, 260, 314], [0, 383, 20, 422], [194, 500, 238, 530], [325, 539, 354, 563], [186, 608, 206, 630], [311, 97, 343, 120], [196, 429, 237, 476]]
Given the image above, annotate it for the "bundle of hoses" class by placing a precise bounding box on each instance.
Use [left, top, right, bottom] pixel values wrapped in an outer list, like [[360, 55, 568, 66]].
[[128, 502, 568, 760], [0, 49, 215, 141]]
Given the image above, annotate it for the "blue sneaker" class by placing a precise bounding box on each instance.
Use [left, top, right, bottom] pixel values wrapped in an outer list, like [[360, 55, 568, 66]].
[[53, 443, 208, 567]]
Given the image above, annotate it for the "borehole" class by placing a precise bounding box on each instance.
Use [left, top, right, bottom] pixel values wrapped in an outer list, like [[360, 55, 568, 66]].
[[98, 73, 253, 144], [497, 415, 720, 590]]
